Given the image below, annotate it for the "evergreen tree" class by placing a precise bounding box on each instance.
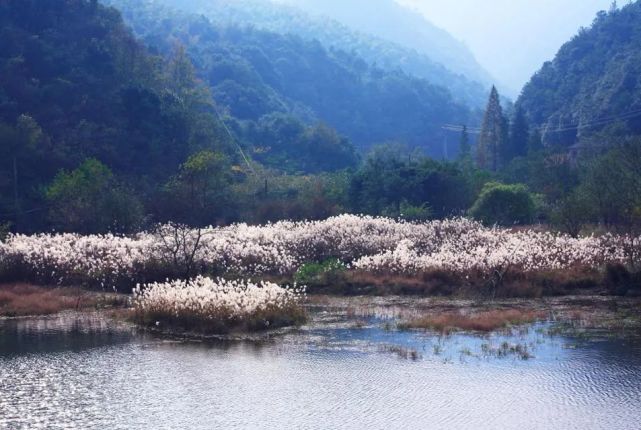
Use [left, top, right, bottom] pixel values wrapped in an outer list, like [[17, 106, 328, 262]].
[[458, 125, 471, 160], [528, 128, 544, 154], [477, 86, 506, 171], [506, 105, 530, 162]]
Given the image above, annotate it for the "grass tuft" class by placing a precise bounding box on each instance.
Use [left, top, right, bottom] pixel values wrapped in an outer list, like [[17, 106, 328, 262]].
[[399, 309, 545, 334]]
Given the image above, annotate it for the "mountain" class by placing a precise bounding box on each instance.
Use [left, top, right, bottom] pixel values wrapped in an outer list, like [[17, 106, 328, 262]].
[[517, 1, 641, 148], [278, 0, 493, 86], [107, 0, 477, 158], [137, 0, 489, 108], [0, 0, 246, 228]]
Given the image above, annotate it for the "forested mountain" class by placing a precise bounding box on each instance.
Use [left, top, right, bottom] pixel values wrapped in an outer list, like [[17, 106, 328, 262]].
[[518, 1, 641, 148], [0, 0, 236, 229], [108, 0, 477, 157], [122, 0, 489, 108], [0, 0, 368, 231], [278, 0, 493, 86]]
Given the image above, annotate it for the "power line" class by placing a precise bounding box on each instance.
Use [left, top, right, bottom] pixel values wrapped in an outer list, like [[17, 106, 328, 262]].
[[210, 98, 257, 177], [442, 107, 641, 136]]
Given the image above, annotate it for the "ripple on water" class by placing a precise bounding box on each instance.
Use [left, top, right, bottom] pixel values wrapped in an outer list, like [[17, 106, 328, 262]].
[[1, 312, 640, 430]]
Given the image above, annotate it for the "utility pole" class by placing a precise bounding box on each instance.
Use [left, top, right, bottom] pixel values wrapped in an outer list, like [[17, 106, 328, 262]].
[[13, 156, 19, 230]]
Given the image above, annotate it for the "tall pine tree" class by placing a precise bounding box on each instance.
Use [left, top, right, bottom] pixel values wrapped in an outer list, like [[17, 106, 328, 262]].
[[477, 86, 506, 171], [458, 125, 471, 161], [506, 105, 530, 162]]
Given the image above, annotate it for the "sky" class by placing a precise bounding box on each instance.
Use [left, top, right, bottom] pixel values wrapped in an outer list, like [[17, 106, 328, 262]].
[[396, 0, 615, 95]]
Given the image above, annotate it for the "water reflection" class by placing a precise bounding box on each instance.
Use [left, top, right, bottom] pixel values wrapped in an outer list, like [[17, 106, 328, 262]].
[[1, 306, 640, 430]]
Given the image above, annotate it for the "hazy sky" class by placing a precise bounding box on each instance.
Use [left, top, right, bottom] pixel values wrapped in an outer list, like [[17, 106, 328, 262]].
[[397, 0, 615, 94]]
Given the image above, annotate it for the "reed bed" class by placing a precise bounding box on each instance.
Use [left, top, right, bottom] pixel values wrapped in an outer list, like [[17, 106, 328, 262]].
[[132, 276, 306, 334], [0, 215, 635, 291]]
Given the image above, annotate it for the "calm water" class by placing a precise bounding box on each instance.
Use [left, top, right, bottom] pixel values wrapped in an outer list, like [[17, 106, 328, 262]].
[[1, 308, 641, 430]]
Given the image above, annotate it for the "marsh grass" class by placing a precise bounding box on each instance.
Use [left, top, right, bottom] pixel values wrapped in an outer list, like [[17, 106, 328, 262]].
[[0, 283, 126, 317], [399, 309, 545, 334], [297, 266, 607, 298], [378, 344, 421, 360], [136, 302, 306, 335], [133, 277, 307, 335]]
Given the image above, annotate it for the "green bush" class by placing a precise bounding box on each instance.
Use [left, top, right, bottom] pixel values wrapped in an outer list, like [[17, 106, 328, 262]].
[[46, 159, 144, 234], [0, 222, 11, 242], [469, 182, 536, 226], [294, 259, 347, 286]]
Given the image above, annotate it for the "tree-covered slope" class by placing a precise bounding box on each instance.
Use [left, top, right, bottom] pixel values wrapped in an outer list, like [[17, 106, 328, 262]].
[[123, 0, 488, 108], [0, 0, 232, 178], [517, 1, 641, 147], [108, 0, 476, 158], [278, 0, 493, 86], [0, 0, 241, 229]]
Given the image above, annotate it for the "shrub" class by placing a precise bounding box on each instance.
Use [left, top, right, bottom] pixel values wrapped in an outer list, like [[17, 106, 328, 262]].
[[551, 191, 592, 237], [605, 264, 641, 296], [469, 182, 536, 225], [0, 222, 10, 242], [46, 159, 144, 234], [400, 202, 433, 222], [294, 258, 347, 286]]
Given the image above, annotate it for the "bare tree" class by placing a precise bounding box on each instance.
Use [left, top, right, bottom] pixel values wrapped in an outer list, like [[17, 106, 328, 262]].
[[154, 223, 211, 278]]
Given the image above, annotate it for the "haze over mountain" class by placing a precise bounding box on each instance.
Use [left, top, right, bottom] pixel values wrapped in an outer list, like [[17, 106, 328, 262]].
[[108, 0, 476, 158], [149, 0, 490, 108], [276, 0, 494, 86], [398, 0, 614, 95]]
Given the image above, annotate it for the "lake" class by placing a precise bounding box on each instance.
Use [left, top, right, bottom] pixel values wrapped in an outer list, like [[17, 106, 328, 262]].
[[1, 298, 641, 430]]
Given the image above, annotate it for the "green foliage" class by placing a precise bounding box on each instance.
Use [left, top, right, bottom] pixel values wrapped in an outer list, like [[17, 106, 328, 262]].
[[469, 182, 537, 226], [230, 167, 350, 223], [294, 258, 346, 286], [477, 86, 507, 171], [120, 0, 490, 108], [577, 138, 641, 229], [458, 125, 471, 161], [399, 202, 434, 222], [0, 222, 11, 242], [349, 144, 474, 218], [518, 1, 641, 147], [0, 0, 235, 232], [45, 159, 144, 233], [244, 115, 358, 173], [506, 105, 529, 161], [106, 0, 475, 158], [160, 150, 231, 225], [551, 190, 592, 237]]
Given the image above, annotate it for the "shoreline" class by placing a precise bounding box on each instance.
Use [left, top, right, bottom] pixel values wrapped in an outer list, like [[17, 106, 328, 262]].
[[2, 284, 639, 342]]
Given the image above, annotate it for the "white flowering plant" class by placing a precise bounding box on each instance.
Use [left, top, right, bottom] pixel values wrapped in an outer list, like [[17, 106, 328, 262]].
[[133, 276, 306, 333], [0, 215, 635, 292]]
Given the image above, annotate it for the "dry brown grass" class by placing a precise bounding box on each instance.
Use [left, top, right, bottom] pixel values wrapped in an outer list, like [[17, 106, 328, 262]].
[[399, 309, 545, 333], [0, 283, 126, 317]]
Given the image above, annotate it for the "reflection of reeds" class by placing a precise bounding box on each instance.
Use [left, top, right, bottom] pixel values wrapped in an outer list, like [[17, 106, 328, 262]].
[[378, 344, 421, 360], [481, 341, 533, 360], [399, 309, 545, 334]]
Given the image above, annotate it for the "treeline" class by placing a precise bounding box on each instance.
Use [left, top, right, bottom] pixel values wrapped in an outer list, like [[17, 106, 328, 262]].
[[457, 82, 641, 237]]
